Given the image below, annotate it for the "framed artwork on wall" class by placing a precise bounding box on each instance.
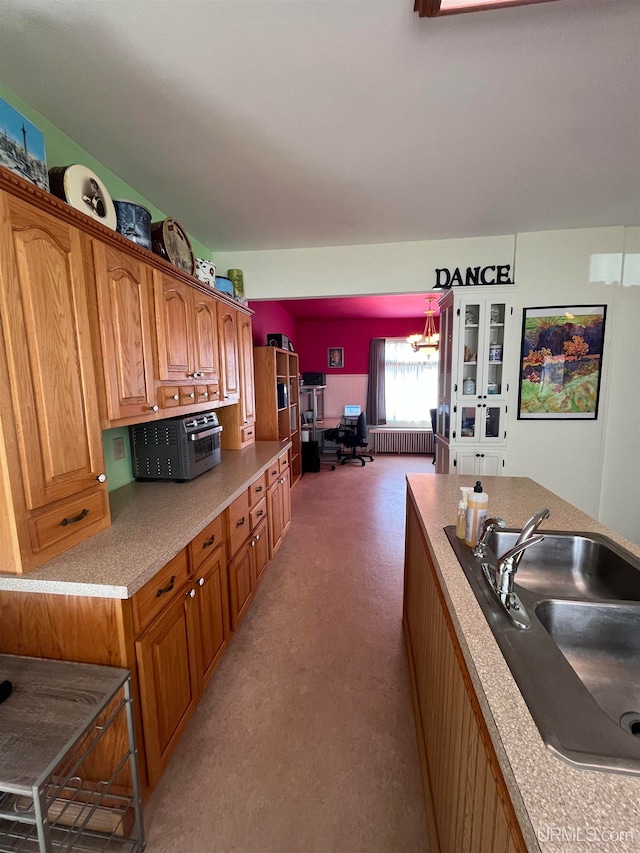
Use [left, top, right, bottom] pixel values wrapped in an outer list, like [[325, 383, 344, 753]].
[[517, 305, 606, 420], [328, 347, 344, 369]]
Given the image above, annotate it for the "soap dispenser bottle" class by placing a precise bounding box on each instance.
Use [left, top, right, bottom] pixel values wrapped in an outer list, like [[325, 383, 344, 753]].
[[465, 481, 489, 548], [456, 501, 467, 539]]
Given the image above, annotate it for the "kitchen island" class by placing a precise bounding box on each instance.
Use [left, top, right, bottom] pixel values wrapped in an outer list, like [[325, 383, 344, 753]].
[[405, 474, 640, 853]]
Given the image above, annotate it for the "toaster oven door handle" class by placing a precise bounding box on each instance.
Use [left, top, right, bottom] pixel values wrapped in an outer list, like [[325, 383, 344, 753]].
[[189, 426, 221, 441]]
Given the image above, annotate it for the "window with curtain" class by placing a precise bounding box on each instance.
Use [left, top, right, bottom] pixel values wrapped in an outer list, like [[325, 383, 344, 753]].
[[384, 338, 438, 426]]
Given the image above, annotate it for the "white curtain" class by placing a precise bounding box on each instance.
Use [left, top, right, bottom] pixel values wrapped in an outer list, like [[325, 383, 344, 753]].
[[384, 339, 439, 425]]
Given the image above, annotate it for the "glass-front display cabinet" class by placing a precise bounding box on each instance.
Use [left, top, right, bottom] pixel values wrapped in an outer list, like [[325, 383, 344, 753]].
[[435, 287, 515, 475]]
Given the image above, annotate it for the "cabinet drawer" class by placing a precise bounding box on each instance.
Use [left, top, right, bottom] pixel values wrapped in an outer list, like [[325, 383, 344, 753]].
[[227, 490, 250, 558], [241, 424, 255, 444], [266, 460, 280, 487], [250, 497, 267, 531], [29, 489, 109, 553], [132, 549, 189, 635], [179, 385, 197, 406], [189, 514, 225, 573], [158, 386, 180, 408], [195, 384, 217, 405], [279, 453, 289, 474], [249, 473, 267, 506]]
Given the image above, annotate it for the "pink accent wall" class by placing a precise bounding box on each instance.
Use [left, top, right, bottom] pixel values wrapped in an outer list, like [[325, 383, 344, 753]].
[[250, 301, 298, 348], [249, 300, 437, 375], [296, 318, 427, 374]]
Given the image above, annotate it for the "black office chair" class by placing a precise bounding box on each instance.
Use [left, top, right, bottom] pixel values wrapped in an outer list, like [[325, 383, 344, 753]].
[[324, 412, 374, 466]]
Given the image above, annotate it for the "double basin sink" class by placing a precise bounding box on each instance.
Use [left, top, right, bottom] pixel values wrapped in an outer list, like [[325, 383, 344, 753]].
[[445, 527, 640, 776]]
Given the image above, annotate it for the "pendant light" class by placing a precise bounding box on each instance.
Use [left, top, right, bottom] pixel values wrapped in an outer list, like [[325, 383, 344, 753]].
[[407, 298, 440, 354]]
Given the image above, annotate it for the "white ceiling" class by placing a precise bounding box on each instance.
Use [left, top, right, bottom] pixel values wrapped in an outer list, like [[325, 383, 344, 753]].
[[0, 0, 638, 253]]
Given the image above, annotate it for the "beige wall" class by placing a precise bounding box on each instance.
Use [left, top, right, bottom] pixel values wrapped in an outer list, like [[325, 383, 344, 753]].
[[214, 226, 639, 544]]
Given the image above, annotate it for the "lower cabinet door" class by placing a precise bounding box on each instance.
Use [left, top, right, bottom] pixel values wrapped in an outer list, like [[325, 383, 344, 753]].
[[135, 583, 200, 787], [192, 546, 230, 688], [267, 479, 284, 559], [251, 518, 270, 586], [228, 542, 253, 631]]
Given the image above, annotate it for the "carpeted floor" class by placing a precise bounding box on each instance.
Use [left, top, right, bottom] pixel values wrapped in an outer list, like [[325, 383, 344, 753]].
[[142, 454, 432, 852]]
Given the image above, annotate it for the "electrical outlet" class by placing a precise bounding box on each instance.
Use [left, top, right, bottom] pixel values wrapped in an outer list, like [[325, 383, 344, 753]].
[[112, 436, 126, 461]]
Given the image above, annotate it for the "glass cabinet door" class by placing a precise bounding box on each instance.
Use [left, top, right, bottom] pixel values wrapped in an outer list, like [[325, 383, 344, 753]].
[[485, 301, 506, 398], [456, 401, 506, 443], [458, 298, 508, 399], [460, 302, 480, 398]]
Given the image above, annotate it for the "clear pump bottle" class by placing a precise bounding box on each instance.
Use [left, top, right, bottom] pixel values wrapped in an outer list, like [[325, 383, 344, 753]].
[[456, 501, 467, 538]]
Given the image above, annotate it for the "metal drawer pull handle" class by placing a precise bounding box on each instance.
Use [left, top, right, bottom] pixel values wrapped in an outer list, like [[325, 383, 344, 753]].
[[156, 575, 176, 597], [236, 517, 246, 527], [257, 510, 264, 517], [60, 508, 89, 527], [188, 392, 195, 398], [202, 535, 216, 548], [250, 539, 256, 547], [171, 394, 179, 401], [255, 486, 263, 493], [186, 588, 196, 598], [150, 404, 159, 412], [189, 372, 205, 379], [198, 577, 205, 586]]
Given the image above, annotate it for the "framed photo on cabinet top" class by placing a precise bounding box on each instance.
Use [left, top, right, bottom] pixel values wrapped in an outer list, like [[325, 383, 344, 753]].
[[517, 305, 606, 420]]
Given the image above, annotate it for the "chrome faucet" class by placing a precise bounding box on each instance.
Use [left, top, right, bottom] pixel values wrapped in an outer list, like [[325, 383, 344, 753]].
[[515, 508, 550, 549], [473, 517, 507, 558], [495, 535, 545, 599]]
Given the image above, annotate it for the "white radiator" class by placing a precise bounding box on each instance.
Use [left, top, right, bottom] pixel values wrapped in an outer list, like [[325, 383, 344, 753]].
[[370, 429, 434, 454]]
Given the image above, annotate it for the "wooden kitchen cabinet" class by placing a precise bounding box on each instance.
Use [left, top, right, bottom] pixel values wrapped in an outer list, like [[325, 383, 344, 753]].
[[216, 310, 256, 449], [84, 237, 158, 426], [188, 514, 230, 689], [0, 190, 110, 574], [404, 496, 527, 853], [217, 301, 240, 405], [152, 269, 222, 412], [134, 570, 200, 787], [267, 453, 292, 559]]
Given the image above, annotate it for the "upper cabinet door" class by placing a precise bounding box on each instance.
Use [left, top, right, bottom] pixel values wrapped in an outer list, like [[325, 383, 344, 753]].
[[217, 302, 240, 403], [192, 290, 221, 392], [237, 313, 255, 424], [90, 240, 156, 424], [153, 271, 193, 382], [0, 194, 105, 510]]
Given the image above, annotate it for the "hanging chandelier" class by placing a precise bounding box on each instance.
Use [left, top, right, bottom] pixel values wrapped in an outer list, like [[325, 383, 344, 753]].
[[407, 297, 440, 354]]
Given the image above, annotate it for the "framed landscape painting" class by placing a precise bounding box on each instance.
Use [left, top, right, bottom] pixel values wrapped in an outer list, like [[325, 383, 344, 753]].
[[518, 305, 606, 420]]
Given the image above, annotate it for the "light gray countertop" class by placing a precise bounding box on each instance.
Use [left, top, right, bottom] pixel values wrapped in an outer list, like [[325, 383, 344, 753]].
[[0, 442, 287, 599], [406, 474, 640, 853]]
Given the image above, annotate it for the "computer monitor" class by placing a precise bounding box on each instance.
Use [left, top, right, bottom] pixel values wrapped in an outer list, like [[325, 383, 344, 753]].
[[344, 404, 361, 418]]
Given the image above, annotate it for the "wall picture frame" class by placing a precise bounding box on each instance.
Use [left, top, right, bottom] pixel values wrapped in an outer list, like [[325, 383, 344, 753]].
[[517, 305, 606, 420], [328, 347, 344, 369], [0, 97, 49, 191]]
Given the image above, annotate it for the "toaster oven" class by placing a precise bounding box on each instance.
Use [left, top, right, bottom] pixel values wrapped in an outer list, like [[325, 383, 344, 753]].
[[130, 411, 222, 481]]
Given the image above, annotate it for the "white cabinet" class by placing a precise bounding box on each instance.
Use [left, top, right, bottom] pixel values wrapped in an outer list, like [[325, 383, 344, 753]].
[[436, 287, 515, 475], [453, 450, 504, 476]]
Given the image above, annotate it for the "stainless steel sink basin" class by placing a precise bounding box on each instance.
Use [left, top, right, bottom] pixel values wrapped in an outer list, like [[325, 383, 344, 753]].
[[486, 529, 640, 601], [445, 527, 640, 776], [535, 599, 640, 737]]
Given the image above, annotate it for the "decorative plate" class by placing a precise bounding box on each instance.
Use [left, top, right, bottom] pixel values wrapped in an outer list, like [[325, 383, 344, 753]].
[[151, 218, 195, 275], [48, 165, 117, 230]]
